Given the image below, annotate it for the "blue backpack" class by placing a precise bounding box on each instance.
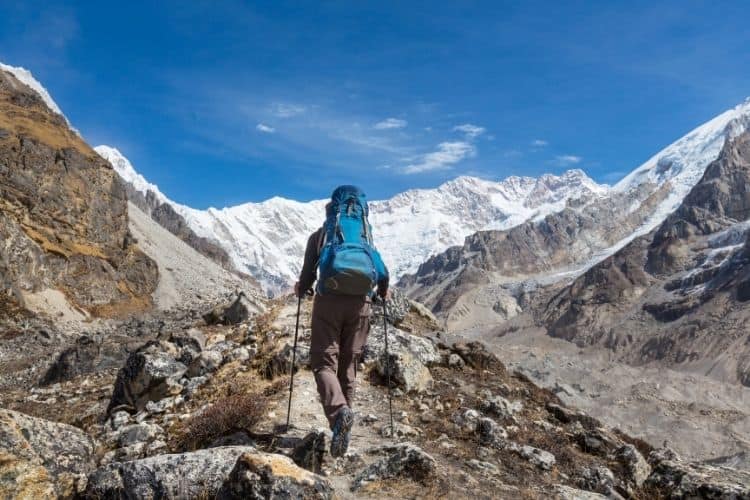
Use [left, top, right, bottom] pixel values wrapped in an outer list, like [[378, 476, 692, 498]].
[[317, 185, 388, 296]]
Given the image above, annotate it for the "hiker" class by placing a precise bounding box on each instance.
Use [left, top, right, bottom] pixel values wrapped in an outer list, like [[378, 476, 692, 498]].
[[294, 185, 389, 457]]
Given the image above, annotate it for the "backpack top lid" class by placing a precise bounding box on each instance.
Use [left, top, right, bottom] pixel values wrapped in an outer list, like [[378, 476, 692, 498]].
[[329, 185, 368, 216]]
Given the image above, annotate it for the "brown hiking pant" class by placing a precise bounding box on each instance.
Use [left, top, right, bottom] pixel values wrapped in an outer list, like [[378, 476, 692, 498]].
[[309, 294, 371, 428]]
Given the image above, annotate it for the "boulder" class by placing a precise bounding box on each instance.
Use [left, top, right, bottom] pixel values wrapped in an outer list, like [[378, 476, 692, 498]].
[[480, 394, 522, 419], [553, 485, 608, 499], [614, 444, 651, 487], [186, 349, 224, 377], [0, 409, 96, 499], [352, 443, 437, 491], [204, 292, 261, 326], [646, 459, 750, 499], [217, 451, 333, 499], [376, 349, 433, 393], [516, 444, 556, 471], [107, 340, 187, 414], [170, 328, 206, 352], [82, 446, 256, 499]]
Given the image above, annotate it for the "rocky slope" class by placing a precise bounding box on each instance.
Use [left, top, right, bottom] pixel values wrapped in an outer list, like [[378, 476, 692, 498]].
[[3, 291, 748, 499], [95, 146, 236, 272], [543, 131, 750, 387], [0, 66, 158, 318], [400, 100, 750, 332]]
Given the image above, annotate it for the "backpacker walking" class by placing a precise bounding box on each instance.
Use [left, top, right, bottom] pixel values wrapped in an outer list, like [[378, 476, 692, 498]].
[[294, 185, 389, 457]]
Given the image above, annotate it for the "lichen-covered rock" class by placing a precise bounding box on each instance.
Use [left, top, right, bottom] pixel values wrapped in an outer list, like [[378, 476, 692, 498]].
[[186, 349, 224, 377], [352, 443, 437, 491], [553, 485, 608, 499], [107, 340, 187, 414], [376, 349, 433, 393], [217, 451, 333, 499], [646, 459, 750, 499], [82, 446, 256, 499], [614, 444, 651, 487], [0, 409, 96, 499]]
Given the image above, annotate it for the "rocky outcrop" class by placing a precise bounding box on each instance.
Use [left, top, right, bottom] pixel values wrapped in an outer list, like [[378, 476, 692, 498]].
[[0, 68, 157, 316], [646, 457, 750, 498], [82, 446, 256, 499], [0, 409, 96, 499], [351, 443, 437, 491], [217, 450, 333, 499]]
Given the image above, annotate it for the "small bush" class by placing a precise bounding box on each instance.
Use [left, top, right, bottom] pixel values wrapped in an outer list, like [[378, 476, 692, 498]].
[[177, 391, 269, 451]]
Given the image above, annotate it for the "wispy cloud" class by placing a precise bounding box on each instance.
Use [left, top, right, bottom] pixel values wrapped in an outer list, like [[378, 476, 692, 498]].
[[256, 123, 275, 133], [453, 123, 485, 138], [402, 141, 475, 174], [531, 139, 548, 147], [554, 154, 582, 166], [271, 103, 306, 118], [374, 117, 407, 130]]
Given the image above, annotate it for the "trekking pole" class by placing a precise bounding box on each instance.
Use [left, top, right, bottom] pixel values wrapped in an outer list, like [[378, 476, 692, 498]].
[[381, 297, 395, 441], [286, 294, 302, 430]]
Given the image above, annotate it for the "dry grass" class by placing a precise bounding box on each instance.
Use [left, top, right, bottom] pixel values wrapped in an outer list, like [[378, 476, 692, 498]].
[[176, 391, 270, 451]]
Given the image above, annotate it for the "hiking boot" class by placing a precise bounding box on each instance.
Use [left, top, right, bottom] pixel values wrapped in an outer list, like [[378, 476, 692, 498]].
[[330, 407, 354, 458]]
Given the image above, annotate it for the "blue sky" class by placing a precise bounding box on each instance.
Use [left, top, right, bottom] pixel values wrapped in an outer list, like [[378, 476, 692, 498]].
[[1, 1, 749, 207]]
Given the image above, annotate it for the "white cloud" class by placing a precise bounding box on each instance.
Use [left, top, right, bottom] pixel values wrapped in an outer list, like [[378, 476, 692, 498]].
[[453, 123, 486, 138], [272, 103, 306, 118], [374, 118, 407, 130], [402, 141, 475, 174], [554, 155, 583, 165], [531, 139, 548, 147], [256, 123, 275, 133]]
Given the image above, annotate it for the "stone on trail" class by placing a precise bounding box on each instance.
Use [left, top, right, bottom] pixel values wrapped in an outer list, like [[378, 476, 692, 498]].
[[376, 349, 433, 393], [82, 446, 256, 499], [217, 450, 334, 499], [352, 442, 437, 491], [0, 409, 96, 499]]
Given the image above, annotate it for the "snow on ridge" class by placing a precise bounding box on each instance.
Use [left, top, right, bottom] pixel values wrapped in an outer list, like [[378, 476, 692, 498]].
[[94, 145, 169, 205], [0, 62, 67, 120]]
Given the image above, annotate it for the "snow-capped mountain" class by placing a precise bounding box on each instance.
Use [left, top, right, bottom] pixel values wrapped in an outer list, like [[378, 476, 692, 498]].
[[95, 144, 607, 294]]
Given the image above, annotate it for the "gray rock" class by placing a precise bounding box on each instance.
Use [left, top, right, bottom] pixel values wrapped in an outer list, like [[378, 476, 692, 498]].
[[376, 349, 433, 393], [0, 409, 96, 499], [517, 444, 556, 471], [646, 459, 750, 498], [448, 353, 465, 369], [553, 485, 608, 499], [82, 446, 256, 499], [475, 417, 507, 445], [187, 349, 224, 377], [614, 444, 651, 487], [205, 292, 260, 325], [217, 450, 333, 499], [171, 328, 206, 352], [578, 465, 620, 497], [352, 443, 437, 491], [107, 341, 187, 414], [480, 394, 522, 419], [114, 422, 164, 448]]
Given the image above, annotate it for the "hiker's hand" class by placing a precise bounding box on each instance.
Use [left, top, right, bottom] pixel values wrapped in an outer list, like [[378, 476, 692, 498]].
[[377, 287, 390, 301], [294, 281, 300, 297]]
